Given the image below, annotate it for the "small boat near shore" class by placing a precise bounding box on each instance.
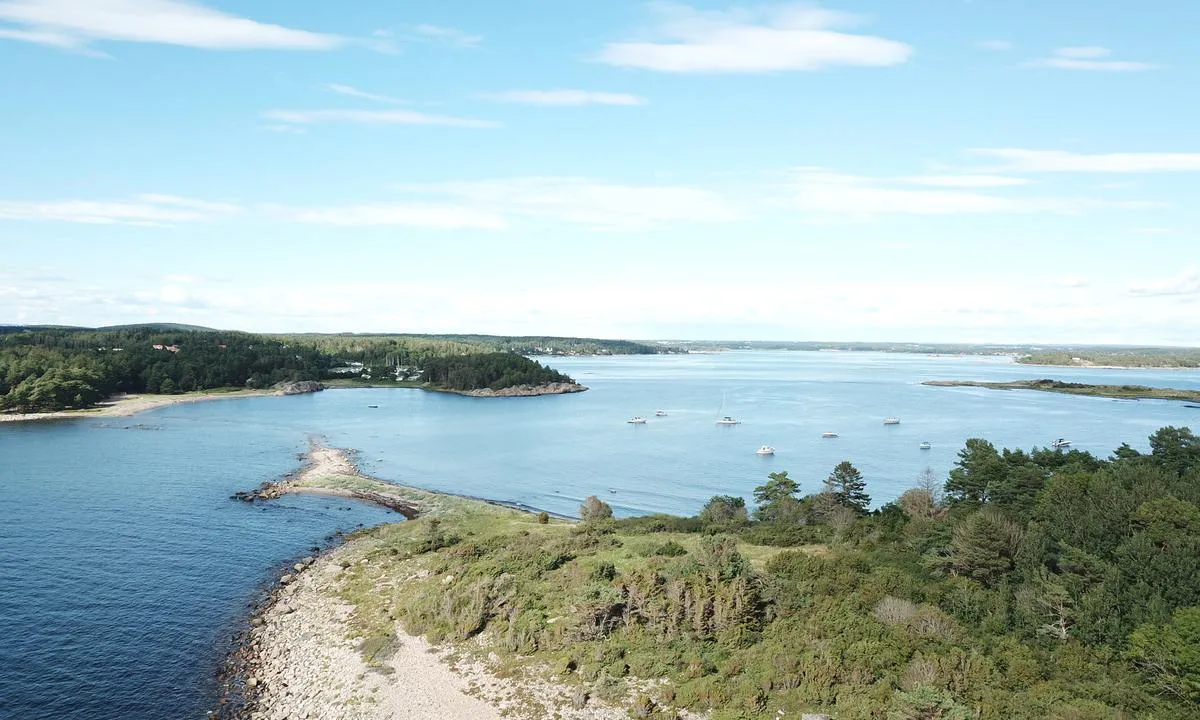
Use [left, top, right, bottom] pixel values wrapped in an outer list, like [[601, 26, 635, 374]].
[[717, 416, 741, 425], [756, 445, 775, 455], [919, 442, 931, 450], [628, 416, 647, 424], [1051, 438, 1072, 449], [822, 432, 839, 439], [883, 417, 901, 425]]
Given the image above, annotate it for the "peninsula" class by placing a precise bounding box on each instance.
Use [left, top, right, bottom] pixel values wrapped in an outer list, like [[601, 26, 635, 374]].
[[923, 378, 1200, 402], [219, 428, 1200, 720], [0, 326, 591, 418]]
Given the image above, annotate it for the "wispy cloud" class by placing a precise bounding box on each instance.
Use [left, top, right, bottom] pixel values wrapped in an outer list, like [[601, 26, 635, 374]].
[[409, 23, 481, 48], [261, 109, 499, 129], [1028, 46, 1158, 71], [0, 0, 342, 52], [971, 148, 1200, 173], [397, 177, 740, 231], [903, 174, 1033, 188], [596, 2, 912, 73], [276, 203, 507, 230], [0, 193, 240, 226], [481, 90, 648, 106], [977, 39, 1011, 51], [325, 83, 407, 105], [1128, 266, 1200, 297], [781, 169, 1151, 218]]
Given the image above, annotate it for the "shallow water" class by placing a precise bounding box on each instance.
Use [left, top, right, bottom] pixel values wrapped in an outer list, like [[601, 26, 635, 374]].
[[1, 351, 1198, 719]]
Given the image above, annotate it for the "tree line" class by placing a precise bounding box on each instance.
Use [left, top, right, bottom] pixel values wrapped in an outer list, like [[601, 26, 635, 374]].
[[0, 328, 576, 412], [552, 429, 1200, 717]]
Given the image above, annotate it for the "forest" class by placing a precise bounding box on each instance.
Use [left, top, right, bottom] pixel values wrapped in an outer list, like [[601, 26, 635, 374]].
[[340, 428, 1200, 719], [0, 328, 576, 412]]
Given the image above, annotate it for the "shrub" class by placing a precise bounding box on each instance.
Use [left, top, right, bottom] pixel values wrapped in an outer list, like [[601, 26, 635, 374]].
[[581, 495, 614, 522]]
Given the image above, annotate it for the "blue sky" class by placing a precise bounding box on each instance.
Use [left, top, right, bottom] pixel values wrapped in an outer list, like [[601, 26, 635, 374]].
[[2, 0, 1200, 343]]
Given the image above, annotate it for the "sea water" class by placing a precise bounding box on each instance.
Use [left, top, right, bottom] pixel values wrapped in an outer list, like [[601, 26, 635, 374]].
[[1, 351, 1198, 719]]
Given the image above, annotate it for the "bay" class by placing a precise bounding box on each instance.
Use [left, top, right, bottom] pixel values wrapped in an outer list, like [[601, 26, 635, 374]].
[[1, 350, 1198, 719]]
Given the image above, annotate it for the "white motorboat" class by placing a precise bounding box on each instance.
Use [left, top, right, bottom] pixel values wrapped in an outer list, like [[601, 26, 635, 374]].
[[655, 410, 668, 417], [756, 445, 775, 455], [919, 442, 932, 450], [821, 432, 839, 439], [1051, 438, 1072, 449], [628, 416, 647, 424], [717, 416, 741, 425], [884, 417, 901, 425]]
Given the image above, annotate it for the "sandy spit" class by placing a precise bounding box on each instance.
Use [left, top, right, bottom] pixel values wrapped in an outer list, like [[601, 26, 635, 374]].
[[0, 390, 273, 423]]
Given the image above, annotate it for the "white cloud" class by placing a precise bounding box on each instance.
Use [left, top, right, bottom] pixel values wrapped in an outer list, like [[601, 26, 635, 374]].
[[1128, 266, 1200, 297], [261, 109, 498, 129], [0, 0, 342, 52], [278, 204, 508, 230], [410, 23, 481, 48], [397, 177, 740, 231], [0, 193, 239, 225], [481, 90, 648, 106], [596, 2, 912, 73], [1055, 46, 1110, 59], [972, 148, 1200, 173], [978, 39, 1011, 51], [904, 174, 1033, 188], [325, 83, 406, 105], [1028, 46, 1158, 71], [782, 169, 1150, 217]]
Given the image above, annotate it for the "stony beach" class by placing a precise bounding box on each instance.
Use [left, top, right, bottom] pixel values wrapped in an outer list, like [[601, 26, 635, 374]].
[[224, 445, 671, 720]]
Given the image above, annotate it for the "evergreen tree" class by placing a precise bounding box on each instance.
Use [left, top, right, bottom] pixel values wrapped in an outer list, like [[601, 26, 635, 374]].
[[945, 438, 1006, 506], [823, 461, 870, 513]]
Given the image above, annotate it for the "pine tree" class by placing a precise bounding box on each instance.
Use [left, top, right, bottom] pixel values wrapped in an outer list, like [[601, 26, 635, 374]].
[[824, 461, 870, 513]]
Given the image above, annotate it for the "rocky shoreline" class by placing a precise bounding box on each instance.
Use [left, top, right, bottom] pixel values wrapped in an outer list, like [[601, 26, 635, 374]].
[[450, 382, 588, 398], [216, 445, 646, 720]]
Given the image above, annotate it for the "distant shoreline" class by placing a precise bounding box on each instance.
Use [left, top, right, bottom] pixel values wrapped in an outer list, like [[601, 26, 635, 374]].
[[924, 378, 1200, 403], [0, 381, 589, 425], [0, 389, 274, 424]]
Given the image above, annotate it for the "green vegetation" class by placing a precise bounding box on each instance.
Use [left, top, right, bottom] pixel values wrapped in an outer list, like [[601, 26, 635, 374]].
[[420, 352, 571, 391], [334, 428, 1200, 719], [925, 378, 1200, 403], [0, 327, 582, 413], [0, 327, 332, 412], [1017, 348, 1200, 369]]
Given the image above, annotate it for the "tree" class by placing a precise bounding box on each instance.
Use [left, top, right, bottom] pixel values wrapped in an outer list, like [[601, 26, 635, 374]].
[[1127, 606, 1200, 704], [752, 471, 800, 522], [580, 495, 613, 523], [823, 461, 870, 513], [699, 495, 748, 526], [948, 509, 1024, 586], [1149, 426, 1200, 477], [945, 439, 1006, 506]]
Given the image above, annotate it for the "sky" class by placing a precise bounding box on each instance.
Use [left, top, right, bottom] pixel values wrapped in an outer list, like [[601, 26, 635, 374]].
[[2, 0, 1200, 343]]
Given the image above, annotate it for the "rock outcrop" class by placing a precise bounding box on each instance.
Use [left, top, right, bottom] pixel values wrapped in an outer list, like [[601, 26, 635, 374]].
[[274, 381, 325, 395], [455, 382, 588, 398]]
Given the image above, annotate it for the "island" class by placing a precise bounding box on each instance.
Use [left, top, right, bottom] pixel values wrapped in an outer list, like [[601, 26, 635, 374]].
[[923, 378, 1200, 402], [218, 429, 1200, 720]]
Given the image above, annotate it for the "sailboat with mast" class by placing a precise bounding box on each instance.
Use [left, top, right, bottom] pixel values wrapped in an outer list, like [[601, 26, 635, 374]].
[[716, 391, 741, 425]]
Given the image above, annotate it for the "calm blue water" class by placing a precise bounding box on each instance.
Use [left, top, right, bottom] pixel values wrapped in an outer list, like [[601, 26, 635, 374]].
[[2, 351, 1199, 719]]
